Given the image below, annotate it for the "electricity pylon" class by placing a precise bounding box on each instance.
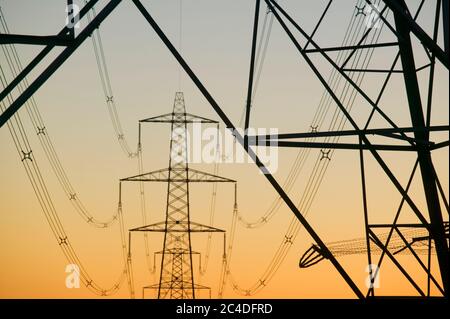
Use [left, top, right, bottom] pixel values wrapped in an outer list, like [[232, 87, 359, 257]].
[[121, 92, 235, 299], [1, 0, 448, 299]]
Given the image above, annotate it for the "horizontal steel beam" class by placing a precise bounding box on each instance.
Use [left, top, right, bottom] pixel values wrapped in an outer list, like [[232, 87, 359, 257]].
[[343, 68, 403, 74], [0, 34, 73, 46], [370, 223, 432, 228], [253, 140, 417, 151], [252, 125, 449, 140], [303, 42, 398, 53], [342, 63, 430, 73]]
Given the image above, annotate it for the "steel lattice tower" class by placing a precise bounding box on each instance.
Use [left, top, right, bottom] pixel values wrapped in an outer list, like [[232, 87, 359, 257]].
[[157, 92, 194, 298], [121, 92, 235, 299], [1, 0, 448, 299]]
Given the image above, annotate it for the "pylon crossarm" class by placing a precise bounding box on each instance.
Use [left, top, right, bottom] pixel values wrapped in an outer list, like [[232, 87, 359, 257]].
[[130, 221, 224, 233], [147, 282, 210, 289], [187, 168, 236, 183], [154, 250, 200, 255], [140, 112, 218, 124], [121, 167, 236, 183]]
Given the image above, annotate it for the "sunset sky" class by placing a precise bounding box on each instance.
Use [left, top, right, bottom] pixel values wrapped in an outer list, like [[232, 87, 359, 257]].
[[0, 0, 448, 298]]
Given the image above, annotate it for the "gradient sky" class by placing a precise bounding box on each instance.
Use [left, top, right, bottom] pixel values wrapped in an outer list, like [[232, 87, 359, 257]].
[[0, 0, 448, 298]]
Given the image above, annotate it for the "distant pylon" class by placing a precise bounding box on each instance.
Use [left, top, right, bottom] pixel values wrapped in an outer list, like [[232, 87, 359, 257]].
[[122, 92, 236, 299]]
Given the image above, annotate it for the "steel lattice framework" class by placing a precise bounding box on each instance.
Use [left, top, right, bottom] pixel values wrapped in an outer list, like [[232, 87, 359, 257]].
[[0, 0, 448, 299]]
